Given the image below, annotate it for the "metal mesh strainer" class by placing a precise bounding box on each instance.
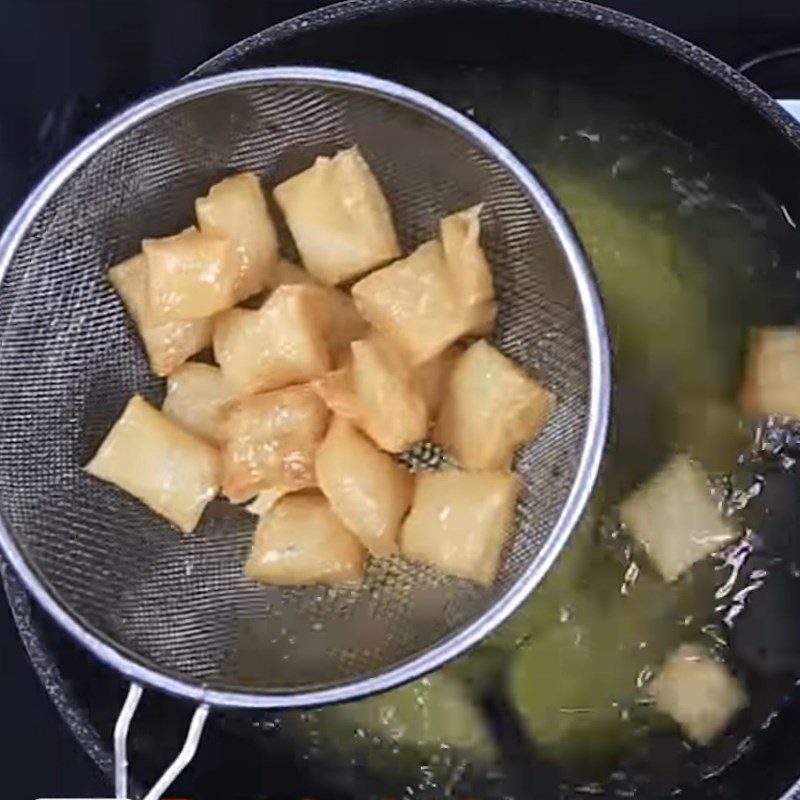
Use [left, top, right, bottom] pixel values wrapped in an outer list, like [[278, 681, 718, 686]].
[[0, 67, 608, 796]]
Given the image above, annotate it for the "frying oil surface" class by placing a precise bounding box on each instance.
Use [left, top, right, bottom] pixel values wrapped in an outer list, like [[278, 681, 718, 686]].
[[272, 73, 800, 797]]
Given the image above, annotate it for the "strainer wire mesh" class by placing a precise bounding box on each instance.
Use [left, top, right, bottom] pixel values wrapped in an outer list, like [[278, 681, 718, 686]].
[[0, 68, 608, 709]]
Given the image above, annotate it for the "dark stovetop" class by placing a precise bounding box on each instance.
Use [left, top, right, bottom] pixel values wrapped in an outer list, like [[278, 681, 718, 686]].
[[4, 1, 800, 797]]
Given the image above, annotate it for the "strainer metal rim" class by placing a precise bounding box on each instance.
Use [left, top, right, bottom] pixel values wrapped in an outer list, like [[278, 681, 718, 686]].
[[0, 66, 610, 709]]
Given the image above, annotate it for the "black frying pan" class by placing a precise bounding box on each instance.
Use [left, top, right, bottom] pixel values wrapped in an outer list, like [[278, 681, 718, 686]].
[[7, 1, 800, 798]]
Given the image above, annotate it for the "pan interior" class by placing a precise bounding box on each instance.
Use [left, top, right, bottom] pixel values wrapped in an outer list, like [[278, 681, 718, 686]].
[[183, 5, 800, 800]]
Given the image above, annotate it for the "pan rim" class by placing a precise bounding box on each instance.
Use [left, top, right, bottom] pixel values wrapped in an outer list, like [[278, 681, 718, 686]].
[[192, 0, 800, 150]]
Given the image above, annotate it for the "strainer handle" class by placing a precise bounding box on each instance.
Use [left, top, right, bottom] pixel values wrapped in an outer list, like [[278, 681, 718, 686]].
[[114, 682, 209, 800]]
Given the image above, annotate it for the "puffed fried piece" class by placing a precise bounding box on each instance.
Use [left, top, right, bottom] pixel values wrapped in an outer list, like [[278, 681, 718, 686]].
[[143, 226, 239, 322], [213, 285, 331, 395], [435, 339, 554, 469], [316, 417, 413, 557], [109, 254, 212, 377], [275, 257, 368, 364], [245, 493, 366, 586], [86, 395, 220, 533], [195, 172, 279, 302], [350, 338, 428, 452], [401, 470, 519, 585], [619, 454, 740, 583], [649, 644, 747, 746], [352, 240, 482, 364], [274, 146, 400, 286], [740, 327, 800, 420], [162, 363, 237, 444], [220, 385, 330, 503]]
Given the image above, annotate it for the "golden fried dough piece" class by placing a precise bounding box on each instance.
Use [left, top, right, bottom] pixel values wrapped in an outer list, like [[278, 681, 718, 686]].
[[649, 644, 747, 746], [619, 454, 740, 583], [143, 226, 239, 322], [162, 363, 237, 443], [350, 338, 428, 452], [274, 146, 400, 285], [195, 172, 279, 302], [352, 241, 494, 364], [740, 326, 800, 420], [352, 240, 482, 365], [245, 493, 366, 586], [109, 254, 212, 377], [220, 385, 330, 502], [436, 339, 554, 469], [401, 470, 519, 585], [316, 417, 413, 557], [275, 257, 368, 364], [213, 285, 331, 395], [86, 395, 220, 533]]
